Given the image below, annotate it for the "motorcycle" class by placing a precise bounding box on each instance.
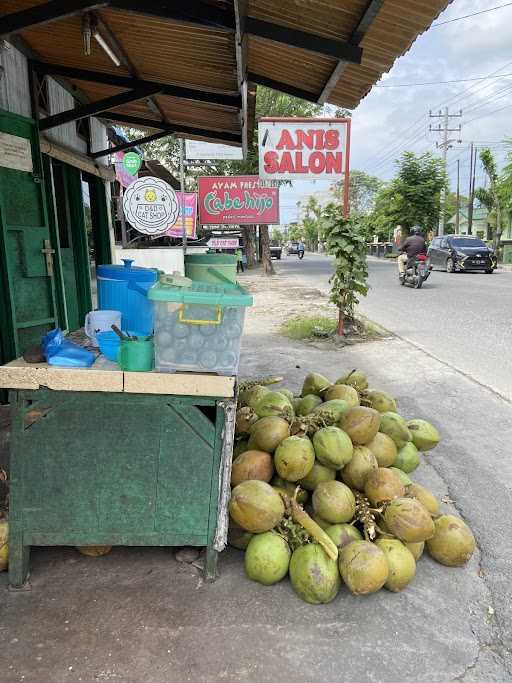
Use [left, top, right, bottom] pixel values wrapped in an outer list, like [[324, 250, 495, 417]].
[[400, 254, 432, 289], [298, 250, 304, 260]]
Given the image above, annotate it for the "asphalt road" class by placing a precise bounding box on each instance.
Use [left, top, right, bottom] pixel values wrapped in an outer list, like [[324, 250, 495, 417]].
[[279, 252, 512, 401]]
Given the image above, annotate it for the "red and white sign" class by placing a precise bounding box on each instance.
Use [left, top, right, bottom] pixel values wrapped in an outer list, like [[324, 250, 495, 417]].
[[207, 237, 240, 249], [198, 175, 279, 225], [258, 118, 351, 216]]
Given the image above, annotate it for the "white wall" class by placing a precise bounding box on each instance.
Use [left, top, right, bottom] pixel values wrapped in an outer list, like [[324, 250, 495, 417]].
[[114, 246, 208, 274]]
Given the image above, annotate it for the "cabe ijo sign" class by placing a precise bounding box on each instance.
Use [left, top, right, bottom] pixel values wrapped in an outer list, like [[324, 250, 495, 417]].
[[198, 176, 279, 225]]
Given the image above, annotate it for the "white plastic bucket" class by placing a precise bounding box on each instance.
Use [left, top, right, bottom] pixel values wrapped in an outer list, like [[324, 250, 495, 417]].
[[84, 310, 122, 347]]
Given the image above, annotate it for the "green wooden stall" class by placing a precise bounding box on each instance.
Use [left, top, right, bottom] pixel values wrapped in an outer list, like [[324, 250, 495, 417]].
[[4, 366, 236, 588]]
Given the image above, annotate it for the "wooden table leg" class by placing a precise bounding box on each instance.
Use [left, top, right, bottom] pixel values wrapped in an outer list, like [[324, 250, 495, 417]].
[[8, 529, 31, 590], [205, 546, 218, 582]]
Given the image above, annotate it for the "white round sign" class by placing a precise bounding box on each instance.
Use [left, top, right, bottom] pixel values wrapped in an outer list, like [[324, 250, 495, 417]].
[[123, 176, 179, 235]]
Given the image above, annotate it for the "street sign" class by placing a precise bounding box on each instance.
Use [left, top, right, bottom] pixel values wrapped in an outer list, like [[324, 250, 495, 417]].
[[258, 117, 351, 216], [185, 140, 243, 160], [198, 176, 279, 225], [207, 237, 240, 249], [123, 151, 142, 175], [123, 176, 179, 235]]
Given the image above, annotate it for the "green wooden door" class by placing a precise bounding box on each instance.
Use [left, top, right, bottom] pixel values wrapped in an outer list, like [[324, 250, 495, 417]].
[[0, 110, 58, 359]]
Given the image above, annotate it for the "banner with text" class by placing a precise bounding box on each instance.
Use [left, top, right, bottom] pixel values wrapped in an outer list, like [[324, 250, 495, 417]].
[[198, 176, 279, 225], [164, 192, 197, 238]]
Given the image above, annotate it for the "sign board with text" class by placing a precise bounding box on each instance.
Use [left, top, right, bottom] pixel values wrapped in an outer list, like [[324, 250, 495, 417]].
[[207, 237, 240, 249], [258, 117, 351, 215], [0, 132, 33, 173], [198, 176, 279, 225], [123, 176, 179, 235], [164, 192, 197, 239], [186, 140, 243, 160]]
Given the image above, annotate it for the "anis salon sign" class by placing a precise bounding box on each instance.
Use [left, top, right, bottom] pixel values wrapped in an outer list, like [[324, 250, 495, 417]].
[[258, 118, 351, 179], [198, 176, 279, 225]]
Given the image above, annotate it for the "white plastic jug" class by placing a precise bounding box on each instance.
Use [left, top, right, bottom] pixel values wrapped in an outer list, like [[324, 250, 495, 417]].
[[84, 310, 122, 347]]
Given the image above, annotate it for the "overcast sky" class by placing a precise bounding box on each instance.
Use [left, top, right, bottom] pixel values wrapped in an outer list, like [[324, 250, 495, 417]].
[[279, 0, 512, 223]]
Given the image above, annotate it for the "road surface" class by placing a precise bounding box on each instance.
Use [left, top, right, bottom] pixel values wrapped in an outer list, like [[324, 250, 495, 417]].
[[278, 252, 512, 400]]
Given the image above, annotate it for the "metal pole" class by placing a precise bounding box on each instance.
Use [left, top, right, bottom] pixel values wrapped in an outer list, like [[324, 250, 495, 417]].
[[437, 107, 449, 236], [179, 137, 187, 254], [456, 159, 460, 234], [468, 142, 475, 235]]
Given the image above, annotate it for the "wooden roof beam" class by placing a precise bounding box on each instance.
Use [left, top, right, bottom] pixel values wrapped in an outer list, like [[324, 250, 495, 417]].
[[234, 1, 248, 157], [0, 0, 108, 37], [94, 113, 242, 155], [109, 0, 235, 31], [246, 17, 362, 63], [32, 61, 242, 108], [318, 0, 385, 104], [91, 129, 172, 158], [39, 85, 161, 130], [247, 72, 318, 103]]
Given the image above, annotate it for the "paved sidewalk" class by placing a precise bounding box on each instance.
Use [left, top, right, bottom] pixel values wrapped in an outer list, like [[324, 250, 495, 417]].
[[0, 267, 511, 682]]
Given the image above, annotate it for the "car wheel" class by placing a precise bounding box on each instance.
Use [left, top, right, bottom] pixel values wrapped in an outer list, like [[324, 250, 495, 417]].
[[485, 268, 494, 274], [446, 258, 455, 273]]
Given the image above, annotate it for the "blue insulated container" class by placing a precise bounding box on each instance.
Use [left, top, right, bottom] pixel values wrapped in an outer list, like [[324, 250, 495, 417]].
[[97, 259, 158, 335]]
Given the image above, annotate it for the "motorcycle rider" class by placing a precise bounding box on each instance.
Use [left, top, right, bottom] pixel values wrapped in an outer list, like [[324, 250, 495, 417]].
[[297, 239, 305, 259], [398, 226, 427, 282]]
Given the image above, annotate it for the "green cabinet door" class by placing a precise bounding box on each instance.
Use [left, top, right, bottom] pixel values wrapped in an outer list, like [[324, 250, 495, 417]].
[[0, 110, 58, 359]]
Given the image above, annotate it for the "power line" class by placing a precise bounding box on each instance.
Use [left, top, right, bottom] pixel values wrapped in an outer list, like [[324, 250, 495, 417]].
[[465, 101, 512, 125], [431, 2, 512, 27], [374, 73, 512, 88]]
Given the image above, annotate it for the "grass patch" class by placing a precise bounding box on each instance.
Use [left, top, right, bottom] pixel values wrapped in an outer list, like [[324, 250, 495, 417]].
[[280, 315, 337, 340]]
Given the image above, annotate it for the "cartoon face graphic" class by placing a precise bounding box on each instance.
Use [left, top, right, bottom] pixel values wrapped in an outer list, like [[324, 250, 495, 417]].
[[123, 177, 179, 235]]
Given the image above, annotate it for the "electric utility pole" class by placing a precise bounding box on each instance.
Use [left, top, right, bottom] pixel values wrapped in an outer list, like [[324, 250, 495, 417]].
[[467, 142, 477, 235], [429, 107, 463, 235], [456, 159, 460, 234]]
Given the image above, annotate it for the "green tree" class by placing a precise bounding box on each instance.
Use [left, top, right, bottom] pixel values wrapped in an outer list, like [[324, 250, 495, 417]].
[[323, 204, 369, 335], [475, 148, 503, 250], [332, 170, 383, 216], [271, 228, 284, 244], [297, 196, 323, 250]]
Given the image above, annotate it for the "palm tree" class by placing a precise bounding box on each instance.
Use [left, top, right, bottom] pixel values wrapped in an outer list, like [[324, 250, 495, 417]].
[[475, 148, 502, 250]]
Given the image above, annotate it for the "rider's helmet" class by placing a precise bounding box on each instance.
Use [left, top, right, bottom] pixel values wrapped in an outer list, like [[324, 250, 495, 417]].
[[411, 225, 423, 235]]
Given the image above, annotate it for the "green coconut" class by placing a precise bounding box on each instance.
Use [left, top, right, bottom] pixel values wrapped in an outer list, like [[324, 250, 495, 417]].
[[292, 397, 302, 412], [244, 532, 291, 585], [340, 446, 378, 491], [228, 520, 254, 550], [289, 543, 341, 604], [249, 416, 290, 453], [407, 483, 440, 516], [235, 406, 258, 436], [426, 515, 475, 567], [405, 541, 425, 561], [375, 538, 416, 592], [312, 480, 356, 524], [233, 439, 249, 459], [254, 391, 294, 421], [365, 390, 397, 413], [325, 523, 362, 549], [271, 476, 309, 505], [299, 461, 336, 491], [341, 406, 381, 445], [394, 442, 421, 474], [338, 540, 389, 595], [407, 419, 441, 451], [313, 426, 353, 470], [242, 384, 270, 409], [336, 370, 368, 391], [229, 480, 285, 533], [277, 388, 295, 404], [312, 512, 332, 530], [231, 450, 274, 487], [274, 436, 315, 482], [379, 412, 412, 449], [313, 399, 350, 423], [384, 497, 435, 543], [301, 373, 332, 398], [324, 384, 360, 407], [364, 467, 405, 506], [296, 394, 323, 416], [366, 432, 397, 467], [388, 467, 413, 487]]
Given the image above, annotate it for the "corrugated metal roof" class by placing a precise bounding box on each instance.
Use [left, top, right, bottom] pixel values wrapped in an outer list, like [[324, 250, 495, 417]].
[[1, 0, 452, 146]]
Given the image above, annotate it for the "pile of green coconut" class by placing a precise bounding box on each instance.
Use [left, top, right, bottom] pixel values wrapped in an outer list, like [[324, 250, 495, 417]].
[[228, 370, 475, 604]]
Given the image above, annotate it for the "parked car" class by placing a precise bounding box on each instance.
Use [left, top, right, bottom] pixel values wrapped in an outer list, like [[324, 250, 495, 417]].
[[287, 241, 300, 255], [428, 235, 496, 273], [270, 245, 282, 259]]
